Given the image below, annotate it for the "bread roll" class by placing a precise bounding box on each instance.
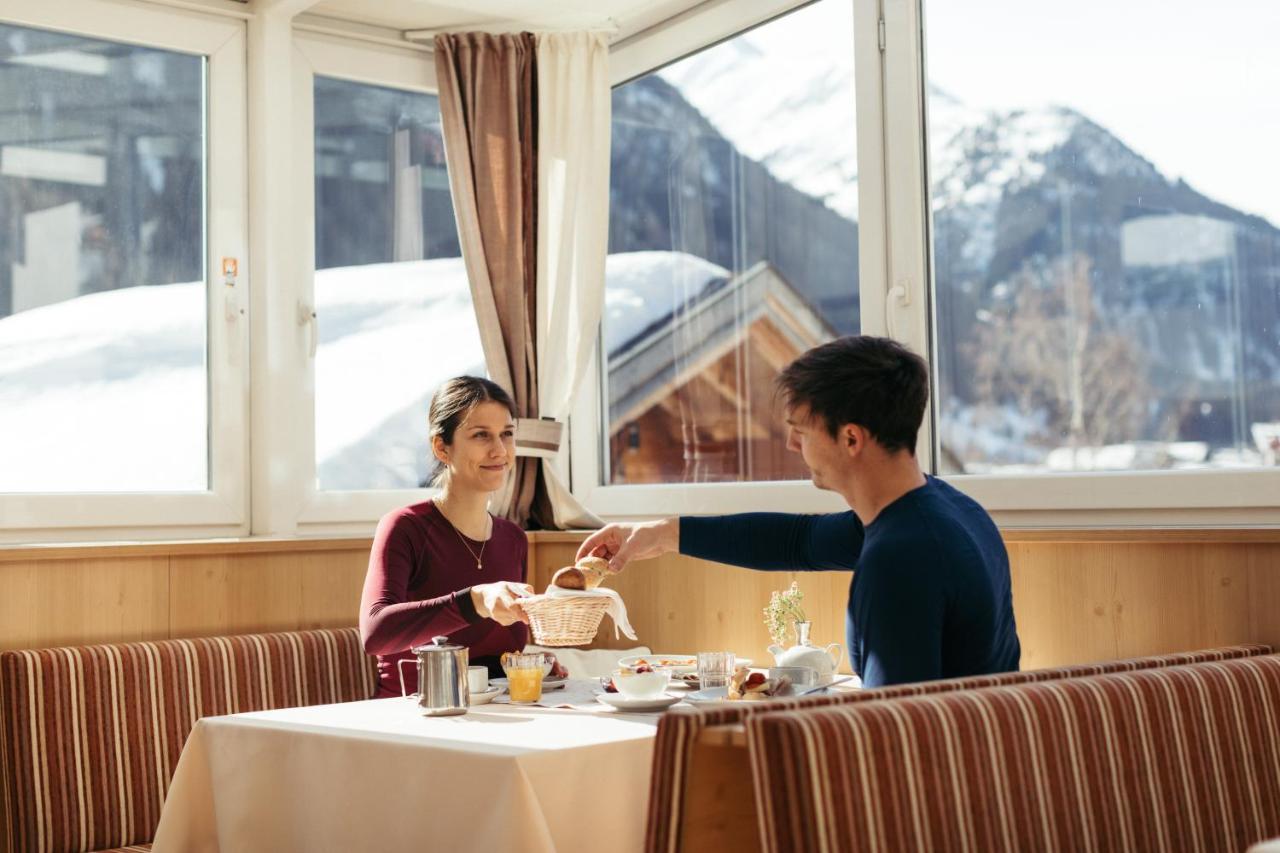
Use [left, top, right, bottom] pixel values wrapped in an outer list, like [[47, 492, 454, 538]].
[[550, 566, 587, 590], [575, 555, 611, 589]]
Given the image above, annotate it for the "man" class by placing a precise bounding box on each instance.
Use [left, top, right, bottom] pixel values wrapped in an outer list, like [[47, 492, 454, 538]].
[[576, 336, 1020, 688]]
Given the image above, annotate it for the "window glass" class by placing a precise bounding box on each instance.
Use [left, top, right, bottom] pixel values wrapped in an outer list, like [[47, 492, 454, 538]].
[[605, 0, 859, 485], [928, 0, 1280, 473], [313, 76, 478, 490], [0, 24, 207, 492]]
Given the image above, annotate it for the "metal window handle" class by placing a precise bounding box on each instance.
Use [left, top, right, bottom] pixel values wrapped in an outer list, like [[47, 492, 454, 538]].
[[298, 302, 318, 358]]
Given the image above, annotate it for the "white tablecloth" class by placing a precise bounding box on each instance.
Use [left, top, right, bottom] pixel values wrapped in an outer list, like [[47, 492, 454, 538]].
[[151, 685, 660, 853]]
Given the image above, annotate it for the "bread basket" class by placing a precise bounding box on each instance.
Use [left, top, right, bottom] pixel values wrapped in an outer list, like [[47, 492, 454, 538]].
[[522, 593, 613, 647]]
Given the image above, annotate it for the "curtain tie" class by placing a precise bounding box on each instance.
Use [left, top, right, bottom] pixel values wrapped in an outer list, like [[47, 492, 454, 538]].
[[514, 417, 563, 458]]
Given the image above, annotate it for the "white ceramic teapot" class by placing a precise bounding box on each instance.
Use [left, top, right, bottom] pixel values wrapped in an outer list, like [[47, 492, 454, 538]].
[[767, 621, 843, 684]]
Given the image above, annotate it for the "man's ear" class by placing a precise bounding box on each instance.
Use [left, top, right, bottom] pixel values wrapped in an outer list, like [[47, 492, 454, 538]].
[[841, 424, 866, 457]]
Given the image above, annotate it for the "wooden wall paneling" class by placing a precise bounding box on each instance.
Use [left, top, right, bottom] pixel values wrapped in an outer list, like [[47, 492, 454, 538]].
[[1008, 542, 1119, 670], [297, 548, 372, 630], [533, 541, 855, 669], [169, 552, 304, 638], [1248, 544, 1280, 650], [0, 556, 169, 651]]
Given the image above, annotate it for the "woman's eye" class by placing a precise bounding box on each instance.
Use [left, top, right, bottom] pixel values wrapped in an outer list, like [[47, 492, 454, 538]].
[[502, 431, 514, 438]]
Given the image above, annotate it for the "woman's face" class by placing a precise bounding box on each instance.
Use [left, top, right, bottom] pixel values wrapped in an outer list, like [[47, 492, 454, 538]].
[[434, 400, 516, 494]]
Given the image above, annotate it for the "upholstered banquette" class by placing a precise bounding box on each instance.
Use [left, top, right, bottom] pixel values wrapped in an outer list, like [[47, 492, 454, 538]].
[[0, 628, 376, 853], [748, 653, 1280, 852], [646, 644, 1274, 853]]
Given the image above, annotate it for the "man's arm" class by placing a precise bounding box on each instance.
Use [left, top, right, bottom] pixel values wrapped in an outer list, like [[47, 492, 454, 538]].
[[680, 512, 864, 571], [576, 512, 863, 573]]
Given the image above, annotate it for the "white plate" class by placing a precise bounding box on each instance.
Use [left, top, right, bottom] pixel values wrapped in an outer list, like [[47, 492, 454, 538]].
[[618, 655, 752, 674], [684, 686, 731, 703], [491, 675, 567, 691], [595, 693, 682, 712], [685, 680, 848, 703], [468, 686, 502, 706]]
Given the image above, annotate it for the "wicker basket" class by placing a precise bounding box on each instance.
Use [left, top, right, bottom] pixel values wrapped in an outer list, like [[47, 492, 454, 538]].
[[522, 594, 613, 647]]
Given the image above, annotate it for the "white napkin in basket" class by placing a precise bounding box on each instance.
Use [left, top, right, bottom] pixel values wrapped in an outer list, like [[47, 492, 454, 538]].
[[528, 587, 637, 641]]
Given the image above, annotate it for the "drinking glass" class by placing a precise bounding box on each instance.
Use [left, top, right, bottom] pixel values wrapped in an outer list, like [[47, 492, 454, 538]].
[[502, 653, 547, 703], [697, 651, 735, 690]]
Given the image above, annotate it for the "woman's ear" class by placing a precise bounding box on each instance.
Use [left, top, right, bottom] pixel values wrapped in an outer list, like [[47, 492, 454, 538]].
[[431, 435, 450, 465]]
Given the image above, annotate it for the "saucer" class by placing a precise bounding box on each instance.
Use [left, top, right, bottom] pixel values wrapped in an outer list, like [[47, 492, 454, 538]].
[[468, 686, 502, 706], [596, 693, 681, 713]]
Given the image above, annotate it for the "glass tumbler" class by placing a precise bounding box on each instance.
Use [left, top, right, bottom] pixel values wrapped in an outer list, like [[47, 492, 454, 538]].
[[697, 651, 736, 690]]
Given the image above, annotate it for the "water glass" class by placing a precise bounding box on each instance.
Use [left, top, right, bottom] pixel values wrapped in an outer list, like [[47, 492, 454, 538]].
[[697, 651, 735, 689]]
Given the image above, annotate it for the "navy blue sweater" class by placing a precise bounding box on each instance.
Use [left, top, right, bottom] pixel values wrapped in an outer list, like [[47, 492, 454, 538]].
[[679, 476, 1020, 688]]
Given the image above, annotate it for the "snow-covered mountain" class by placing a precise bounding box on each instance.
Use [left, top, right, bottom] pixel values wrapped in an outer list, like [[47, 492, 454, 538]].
[[629, 47, 1280, 466]]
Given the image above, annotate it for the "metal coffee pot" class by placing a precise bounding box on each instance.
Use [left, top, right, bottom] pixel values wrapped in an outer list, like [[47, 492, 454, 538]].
[[397, 635, 469, 716]]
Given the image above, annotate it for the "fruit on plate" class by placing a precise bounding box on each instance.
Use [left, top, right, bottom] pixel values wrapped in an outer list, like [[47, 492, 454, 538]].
[[727, 666, 789, 701]]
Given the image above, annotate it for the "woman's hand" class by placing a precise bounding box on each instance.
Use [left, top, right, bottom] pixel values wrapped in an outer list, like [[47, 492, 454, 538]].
[[545, 653, 569, 679], [470, 581, 533, 626], [574, 518, 679, 573]]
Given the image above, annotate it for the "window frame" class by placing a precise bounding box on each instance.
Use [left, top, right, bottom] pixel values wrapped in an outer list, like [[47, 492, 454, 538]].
[[284, 29, 453, 536], [0, 0, 249, 543], [902, 0, 1280, 525], [569, 0, 891, 518], [571, 0, 1279, 527]]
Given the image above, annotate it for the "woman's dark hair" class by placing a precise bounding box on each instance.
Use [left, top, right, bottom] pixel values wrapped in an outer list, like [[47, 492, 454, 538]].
[[776, 336, 929, 454], [427, 376, 517, 486]]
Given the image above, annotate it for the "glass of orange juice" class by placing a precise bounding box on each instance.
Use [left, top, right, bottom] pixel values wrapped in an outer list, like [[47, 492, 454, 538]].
[[502, 652, 547, 704]]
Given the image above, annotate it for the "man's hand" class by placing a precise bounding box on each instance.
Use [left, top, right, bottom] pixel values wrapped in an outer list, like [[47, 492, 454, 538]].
[[574, 519, 679, 573], [470, 581, 533, 626]]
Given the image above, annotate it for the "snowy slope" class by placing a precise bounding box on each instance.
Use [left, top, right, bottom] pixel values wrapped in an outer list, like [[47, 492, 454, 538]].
[[0, 251, 732, 492]]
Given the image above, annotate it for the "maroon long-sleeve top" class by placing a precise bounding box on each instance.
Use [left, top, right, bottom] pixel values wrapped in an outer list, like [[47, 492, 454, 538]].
[[360, 500, 529, 698]]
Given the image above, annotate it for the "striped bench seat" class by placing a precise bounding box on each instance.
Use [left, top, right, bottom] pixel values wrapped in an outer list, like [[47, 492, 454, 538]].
[[747, 653, 1280, 852], [0, 628, 377, 853], [645, 643, 1272, 853]]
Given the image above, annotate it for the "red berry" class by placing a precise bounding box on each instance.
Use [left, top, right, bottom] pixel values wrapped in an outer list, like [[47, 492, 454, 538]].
[[745, 672, 767, 687]]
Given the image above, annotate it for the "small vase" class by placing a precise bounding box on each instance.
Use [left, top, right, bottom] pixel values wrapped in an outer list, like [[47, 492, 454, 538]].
[[794, 620, 814, 648]]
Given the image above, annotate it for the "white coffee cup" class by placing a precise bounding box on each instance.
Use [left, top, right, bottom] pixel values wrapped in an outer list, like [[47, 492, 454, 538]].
[[467, 665, 490, 695]]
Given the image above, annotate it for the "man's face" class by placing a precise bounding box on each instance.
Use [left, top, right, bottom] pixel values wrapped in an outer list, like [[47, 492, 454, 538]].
[[784, 405, 848, 491]]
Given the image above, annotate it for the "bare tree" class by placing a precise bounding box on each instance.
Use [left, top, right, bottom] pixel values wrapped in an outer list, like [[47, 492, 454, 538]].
[[969, 253, 1160, 452]]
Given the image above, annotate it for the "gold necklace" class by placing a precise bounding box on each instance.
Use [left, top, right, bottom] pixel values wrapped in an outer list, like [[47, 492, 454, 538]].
[[446, 512, 490, 570]]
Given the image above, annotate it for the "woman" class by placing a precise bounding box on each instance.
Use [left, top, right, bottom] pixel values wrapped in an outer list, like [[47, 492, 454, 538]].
[[360, 376, 540, 698]]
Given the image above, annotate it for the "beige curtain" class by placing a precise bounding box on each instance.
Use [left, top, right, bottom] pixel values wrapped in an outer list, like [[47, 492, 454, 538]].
[[434, 33, 550, 527], [534, 32, 610, 529]]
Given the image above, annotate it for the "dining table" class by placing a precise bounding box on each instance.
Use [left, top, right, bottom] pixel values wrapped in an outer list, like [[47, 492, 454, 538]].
[[149, 679, 663, 853]]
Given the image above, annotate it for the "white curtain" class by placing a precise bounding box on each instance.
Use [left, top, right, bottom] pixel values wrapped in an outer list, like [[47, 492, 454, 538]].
[[533, 32, 610, 529]]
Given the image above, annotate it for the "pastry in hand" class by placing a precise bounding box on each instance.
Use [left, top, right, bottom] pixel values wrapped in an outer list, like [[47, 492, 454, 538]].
[[574, 555, 610, 589]]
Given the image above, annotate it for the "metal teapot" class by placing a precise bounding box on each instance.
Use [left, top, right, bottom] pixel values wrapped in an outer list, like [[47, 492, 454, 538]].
[[398, 636, 469, 716]]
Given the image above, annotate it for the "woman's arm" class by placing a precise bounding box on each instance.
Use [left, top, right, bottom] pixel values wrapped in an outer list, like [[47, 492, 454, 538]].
[[359, 511, 479, 656]]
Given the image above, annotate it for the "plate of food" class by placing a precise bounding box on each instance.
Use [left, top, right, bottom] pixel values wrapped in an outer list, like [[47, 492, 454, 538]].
[[618, 654, 696, 673], [491, 675, 568, 691], [685, 667, 792, 703], [617, 655, 753, 674]]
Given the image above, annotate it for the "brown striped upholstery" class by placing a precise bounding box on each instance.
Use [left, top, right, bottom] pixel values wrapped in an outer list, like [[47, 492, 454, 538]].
[[0, 628, 377, 853], [748, 654, 1280, 853], [645, 643, 1272, 853]]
